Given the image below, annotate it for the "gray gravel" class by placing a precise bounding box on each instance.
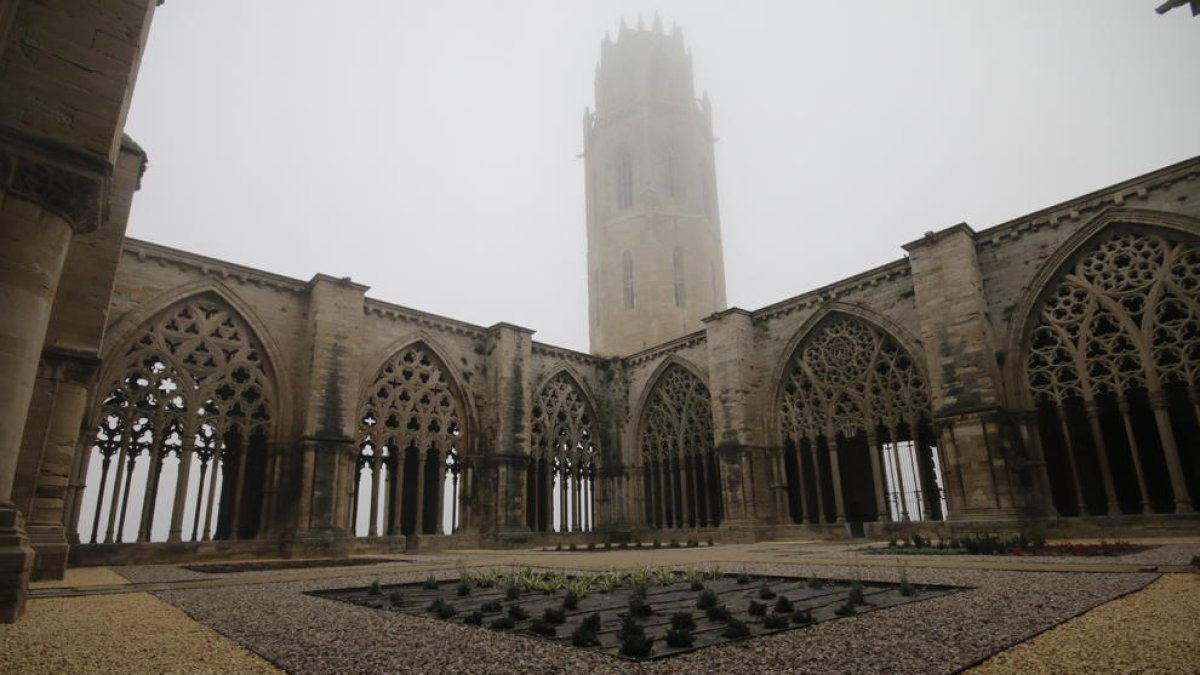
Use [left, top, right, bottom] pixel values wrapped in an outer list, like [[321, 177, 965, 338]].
[[155, 563, 1156, 675]]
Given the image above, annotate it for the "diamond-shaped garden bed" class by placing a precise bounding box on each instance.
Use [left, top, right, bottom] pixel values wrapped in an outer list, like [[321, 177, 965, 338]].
[[310, 568, 960, 661]]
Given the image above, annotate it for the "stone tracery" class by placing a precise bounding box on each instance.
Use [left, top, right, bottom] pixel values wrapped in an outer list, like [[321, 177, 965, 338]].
[[1024, 228, 1200, 515], [527, 371, 597, 532], [639, 363, 722, 529], [355, 343, 466, 537], [81, 296, 275, 544], [778, 314, 941, 524]]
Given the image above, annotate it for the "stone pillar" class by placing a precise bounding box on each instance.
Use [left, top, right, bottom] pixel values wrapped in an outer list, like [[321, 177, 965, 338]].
[[0, 196, 73, 622], [703, 308, 770, 527], [903, 225, 1022, 521], [0, 0, 158, 621], [293, 275, 369, 545], [10, 353, 96, 580], [482, 323, 535, 540]]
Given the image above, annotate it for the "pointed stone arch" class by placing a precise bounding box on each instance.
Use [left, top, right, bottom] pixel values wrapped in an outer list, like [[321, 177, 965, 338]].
[[527, 365, 600, 533], [635, 356, 721, 529], [773, 307, 940, 525], [100, 279, 291, 436], [353, 336, 474, 538], [82, 291, 281, 546], [1011, 209, 1200, 517]]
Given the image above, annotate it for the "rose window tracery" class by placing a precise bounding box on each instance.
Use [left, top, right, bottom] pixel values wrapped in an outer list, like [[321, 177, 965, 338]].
[[1024, 229, 1200, 516], [82, 297, 275, 545], [639, 363, 721, 529]]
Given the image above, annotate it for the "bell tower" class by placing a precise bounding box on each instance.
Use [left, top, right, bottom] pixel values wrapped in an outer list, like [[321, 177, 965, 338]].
[[584, 16, 728, 356]]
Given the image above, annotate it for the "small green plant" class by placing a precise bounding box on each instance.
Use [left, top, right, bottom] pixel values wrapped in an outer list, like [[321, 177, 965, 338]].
[[563, 588, 579, 610], [705, 604, 732, 621], [426, 597, 457, 619], [529, 618, 556, 637], [722, 618, 751, 638], [568, 542, 577, 551], [670, 612, 696, 630], [628, 595, 653, 617], [505, 584, 521, 600], [571, 625, 600, 647], [686, 538, 699, 548], [463, 610, 484, 625], [630, 583, 648, 600], [696, 588, 718, 610], [706, 536, 715, 546], [653, 539, 662, 549], [456, 580, 472, 597], [480, 599, 502, 613], [736, 572, 751, 585], [834, 601, 856, 616], [368, 579, 382, 596], [653, 567, 677, 586], [388, 590, 403, 604], [489, 616, 515, 630], [898, 562, 915, 597], [792, 608, 814, 624], [507, 604, 529, 621], [669, 538, 680, 549], [690, 579, 705, 591], [586, 542, 596, 551], [604, 541, 612, 550], [581, 612, 602, 632], [422, 575, 439, 590], [596, 574, 619, 594], [542, 607, 566, 625], [807, 576, 824, 590], [748, 600, 767, 616], [377, 595, 391, 610], [618, 615, 654, 658], [763, 613, 789, 630], [627, 566, 653, 588], [849, 581, 865, 606], [757, 582, 776, 600], [773, 596, 794, 613], [665, 626, 695, 648]]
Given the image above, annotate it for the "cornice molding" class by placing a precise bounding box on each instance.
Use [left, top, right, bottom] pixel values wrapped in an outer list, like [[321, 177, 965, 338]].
[[750, 259, 913, 324], [974, 157, 1199, 250], [121, 238, 309, 295]]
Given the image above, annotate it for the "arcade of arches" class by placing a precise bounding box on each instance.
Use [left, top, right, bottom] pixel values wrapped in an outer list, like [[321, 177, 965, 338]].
[[1024, 227, 1200, 517], [51, 209, 1200, 570]]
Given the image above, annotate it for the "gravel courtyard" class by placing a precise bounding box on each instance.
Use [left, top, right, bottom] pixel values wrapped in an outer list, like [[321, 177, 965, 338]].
[[3, 540, 1198, 674]]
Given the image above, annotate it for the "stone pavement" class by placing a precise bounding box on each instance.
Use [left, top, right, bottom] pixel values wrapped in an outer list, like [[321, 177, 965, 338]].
[[2, 538, 1197, 674]]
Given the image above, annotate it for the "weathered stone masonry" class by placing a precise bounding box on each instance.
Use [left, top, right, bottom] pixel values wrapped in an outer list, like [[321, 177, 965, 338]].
[[3, 8, 1199, 626]]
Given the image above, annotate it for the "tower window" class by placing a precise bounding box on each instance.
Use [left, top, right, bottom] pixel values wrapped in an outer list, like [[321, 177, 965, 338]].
[[622, 250, 635, 309], [617, 151, 633, 210], [673, 246, 686, 307]]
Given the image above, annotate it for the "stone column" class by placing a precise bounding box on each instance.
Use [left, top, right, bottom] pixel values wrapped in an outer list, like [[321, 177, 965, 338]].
[[11, 353, 96, 580], [903, 225, 1023, 521], [865, 427, 887, 521], [293, 275, 369, 546], [1149, 391, 1193, 514], [482, 323, 535, 539], [0, 196, 73, 621], [703, 308, 765, 528]]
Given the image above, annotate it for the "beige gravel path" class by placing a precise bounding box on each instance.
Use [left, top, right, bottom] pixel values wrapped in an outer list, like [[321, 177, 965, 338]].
[[28, 566, 129, 589], [0, 592, 281, 675], [970, 573, 1200, 674]]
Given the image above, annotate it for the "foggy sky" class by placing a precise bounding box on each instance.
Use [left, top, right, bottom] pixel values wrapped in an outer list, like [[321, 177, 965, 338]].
[[123, 1, 1200, 353]]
